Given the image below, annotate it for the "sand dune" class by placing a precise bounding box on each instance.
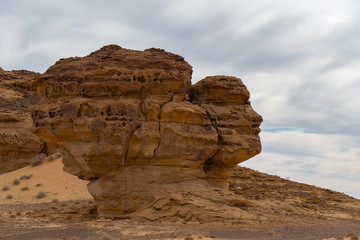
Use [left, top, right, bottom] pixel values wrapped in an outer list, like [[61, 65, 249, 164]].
[[0, 156, 91, 204]]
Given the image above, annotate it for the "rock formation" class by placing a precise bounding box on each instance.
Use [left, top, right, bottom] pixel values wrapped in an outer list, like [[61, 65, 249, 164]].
[[31, 45, 262, 216], [0, 69, 44, 174]]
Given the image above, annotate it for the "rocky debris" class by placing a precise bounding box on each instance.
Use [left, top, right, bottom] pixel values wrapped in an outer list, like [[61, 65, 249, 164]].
[[31, 45, 262, 216], [231, 166, 360, 219], [0, 69, 44, 174]]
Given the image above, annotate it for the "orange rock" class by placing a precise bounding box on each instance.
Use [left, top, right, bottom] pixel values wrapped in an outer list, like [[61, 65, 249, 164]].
[[0, 69, 44, 174], [190, 76, 263, 186], [31, 45, 262, 216]]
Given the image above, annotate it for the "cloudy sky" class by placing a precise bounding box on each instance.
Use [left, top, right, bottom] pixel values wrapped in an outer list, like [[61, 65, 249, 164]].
[[1, 0, 359, 198]]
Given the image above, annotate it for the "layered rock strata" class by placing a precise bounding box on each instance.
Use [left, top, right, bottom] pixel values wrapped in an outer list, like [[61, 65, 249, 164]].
[[0, 69, 44, 174], [31, 45, 262, 216]]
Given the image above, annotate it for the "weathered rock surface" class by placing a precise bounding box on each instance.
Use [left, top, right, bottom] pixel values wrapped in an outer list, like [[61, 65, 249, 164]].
[[31, 45, 262, 216], [0, 69, 44, 174]]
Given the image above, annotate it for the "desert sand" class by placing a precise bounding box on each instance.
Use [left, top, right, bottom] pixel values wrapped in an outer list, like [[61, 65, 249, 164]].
[[0, 156, 91, 204]]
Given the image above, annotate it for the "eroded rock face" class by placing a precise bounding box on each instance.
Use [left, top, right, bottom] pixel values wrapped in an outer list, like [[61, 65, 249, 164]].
[[31, 45, 262, 216], [0, 69, 44, 174], [190, 76, 262, 185]]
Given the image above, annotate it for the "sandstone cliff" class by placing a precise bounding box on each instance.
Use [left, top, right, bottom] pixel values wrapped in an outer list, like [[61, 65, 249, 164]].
[[0, 69, 44, 174], [31, 45, 262, 216]]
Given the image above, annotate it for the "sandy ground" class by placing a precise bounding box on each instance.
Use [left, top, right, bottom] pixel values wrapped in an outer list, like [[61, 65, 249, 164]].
[[1, 156, 360, 239], [0, 209, 360, 240], [0, 157, 91, 204]]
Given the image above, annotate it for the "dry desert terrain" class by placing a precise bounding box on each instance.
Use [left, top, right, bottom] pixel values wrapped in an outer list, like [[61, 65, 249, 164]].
[[1, 156, 360, 240]]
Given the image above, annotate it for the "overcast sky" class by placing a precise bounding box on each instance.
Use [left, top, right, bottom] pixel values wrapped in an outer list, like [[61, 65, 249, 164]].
[[1, 0, 359, 198]]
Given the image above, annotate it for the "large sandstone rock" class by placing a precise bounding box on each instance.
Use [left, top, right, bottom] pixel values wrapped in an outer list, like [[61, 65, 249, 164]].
[[31, 45, 262, 216], [0, 69, 44, 174]]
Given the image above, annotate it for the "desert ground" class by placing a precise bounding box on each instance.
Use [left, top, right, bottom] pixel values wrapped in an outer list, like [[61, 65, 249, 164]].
[[1, 155, 360, 240]]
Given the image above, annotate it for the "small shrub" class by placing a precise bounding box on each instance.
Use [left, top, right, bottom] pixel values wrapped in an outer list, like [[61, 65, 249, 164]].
[[2, 186, 9, 191], [6, 194, 13, 199], [35, 191, 46, 199], [52, 199, 59, 203], [13, 179, 20, 185], [206, 235, 216, 239], [47, 153, 63, 162], [46, 155, 55, 162], [99, 234, 114, 240], [35, 183, 43, 187], [31, 153, 47, 167], [21, 187, 30, 191], [54, 152, 63, 159], [20, 174, 33, 180]]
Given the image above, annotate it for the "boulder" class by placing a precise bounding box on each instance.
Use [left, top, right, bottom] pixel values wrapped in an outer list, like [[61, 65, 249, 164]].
[[31, 45, 262, 216]]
